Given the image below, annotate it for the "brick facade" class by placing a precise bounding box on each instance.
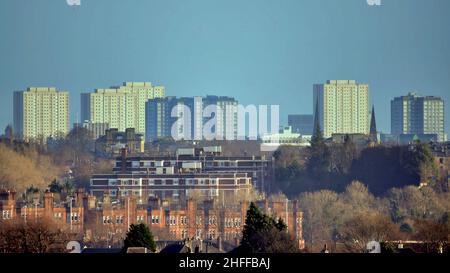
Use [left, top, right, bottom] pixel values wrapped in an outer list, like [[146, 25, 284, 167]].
[[1, 189, 304, 250]]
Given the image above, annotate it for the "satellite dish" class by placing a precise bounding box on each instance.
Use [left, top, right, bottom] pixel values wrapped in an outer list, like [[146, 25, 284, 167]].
[[66, 0, 81, 6], [67, 241, 82, 253], [367, 241, 381, 253]]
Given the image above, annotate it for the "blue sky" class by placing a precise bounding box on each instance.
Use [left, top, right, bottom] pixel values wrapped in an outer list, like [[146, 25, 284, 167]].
[[0, 0, 449, 135]]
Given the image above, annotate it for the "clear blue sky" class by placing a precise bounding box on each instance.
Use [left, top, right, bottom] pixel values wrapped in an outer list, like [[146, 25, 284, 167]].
[[0, 0, 449, 135]]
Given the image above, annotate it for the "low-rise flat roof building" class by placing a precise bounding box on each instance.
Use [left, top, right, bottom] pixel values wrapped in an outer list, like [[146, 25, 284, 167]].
[[95, 128, 144, 156]]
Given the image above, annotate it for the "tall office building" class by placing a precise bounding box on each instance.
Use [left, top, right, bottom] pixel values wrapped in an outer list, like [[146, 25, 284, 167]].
[[13, 87, 69, 140], [288, 114, 314, 135], [203, 95, 238, 140], [145, 95, 238, 141], [145, 97, 178, 141], [391, 92, 445, 142], [81, 82, 165, 136], [313, 80, 370, 138], [73, 120, 110, 139], [146, 96, 204, 141]]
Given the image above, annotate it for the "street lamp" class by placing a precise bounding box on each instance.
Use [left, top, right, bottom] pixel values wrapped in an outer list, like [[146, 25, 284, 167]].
[[23, 205, 27, 224], [67, 196, 73, 231], [33, 198, 39, 223], [285, 198, 289, 230], [127, 197, 130, 231]]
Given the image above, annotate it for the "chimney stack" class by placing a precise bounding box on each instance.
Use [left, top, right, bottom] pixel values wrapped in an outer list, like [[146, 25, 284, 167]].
[[75, 188, 85, 207], [44, 190, 54, 217], [121, 148, 128, 174]]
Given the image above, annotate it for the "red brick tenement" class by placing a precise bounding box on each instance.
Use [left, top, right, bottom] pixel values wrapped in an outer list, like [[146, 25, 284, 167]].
[[1, 189, 304, 250], [0, 189, 84, 233]]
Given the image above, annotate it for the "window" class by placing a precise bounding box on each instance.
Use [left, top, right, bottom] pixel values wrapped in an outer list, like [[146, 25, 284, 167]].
[[2, 210, 11, 220], [208, 230, 216, 240], [71, 213, 80, 222]]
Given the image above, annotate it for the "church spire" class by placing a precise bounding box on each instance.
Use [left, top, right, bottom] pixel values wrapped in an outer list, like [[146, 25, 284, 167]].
[[370, 105, 377, 134], [370, 105, 378, 143], [313, 97, 320, 137]]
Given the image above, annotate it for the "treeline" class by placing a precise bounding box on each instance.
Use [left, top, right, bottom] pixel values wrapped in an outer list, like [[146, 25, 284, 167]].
[[0, 143, 60, 193], [273, 126, 439, 196], [297, 181, 450, 252], [269, 126, 450, 252], [232, 182, 450, 253], [0, 219, 71, 253], [47, 126, 113, 189], [0, 126, 113, 195]]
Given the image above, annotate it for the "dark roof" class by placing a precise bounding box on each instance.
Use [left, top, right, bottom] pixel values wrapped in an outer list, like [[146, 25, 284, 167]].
[[159, 243, 190, 254], [118, 155, 268, 161], [91, 172, 250, 179], [81, 248, 122, 254]]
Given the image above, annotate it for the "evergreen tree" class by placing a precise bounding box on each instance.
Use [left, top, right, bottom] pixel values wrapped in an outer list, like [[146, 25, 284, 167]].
[[66, 126, 93, 154], [274, 217, 288, 231], [340, 135, 357, 174], [123, 223, 156, 252], [62, 179, 75, 195], [237, 202, 298, 253], [4, 125, 14, 145], [48, 180, 62, 193], [405, 142, 437, 184], [307, 119, 331, 176], [241, 203, 270, 246]]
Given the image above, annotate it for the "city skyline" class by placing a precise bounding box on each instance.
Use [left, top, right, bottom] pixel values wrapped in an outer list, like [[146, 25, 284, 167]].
[[1, 0, 449, 136], [2, 0, 450, 259], [8, 81, 445, 139]]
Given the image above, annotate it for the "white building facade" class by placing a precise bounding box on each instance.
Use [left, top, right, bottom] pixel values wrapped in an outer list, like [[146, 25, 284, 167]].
[[391, 92, 445, 142], [313, 80, 370, 138], [81, 82, 165, 135], [14, 87, 70, 140]]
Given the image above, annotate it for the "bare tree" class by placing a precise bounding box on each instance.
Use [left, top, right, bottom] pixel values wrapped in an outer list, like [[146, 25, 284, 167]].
[[0, 143, 59, 192], [298, 190, 346, 252], [413, 219, 450, 253], [339, 212, 399, 253], [0, 219, 70, 253]]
